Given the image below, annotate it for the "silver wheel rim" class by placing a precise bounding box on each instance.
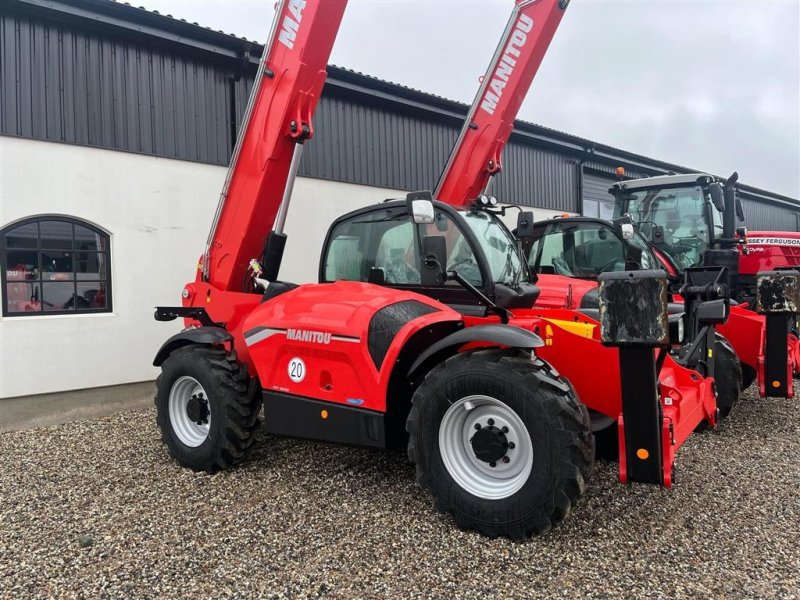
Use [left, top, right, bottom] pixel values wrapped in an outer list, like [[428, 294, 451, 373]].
[[168, 376, 210, 447], [438, 395, 534, 500]]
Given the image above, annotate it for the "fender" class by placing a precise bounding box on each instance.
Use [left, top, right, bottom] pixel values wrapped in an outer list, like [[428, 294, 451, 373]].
[[408, 324, 543, 376], [153, 326, 233, 366]]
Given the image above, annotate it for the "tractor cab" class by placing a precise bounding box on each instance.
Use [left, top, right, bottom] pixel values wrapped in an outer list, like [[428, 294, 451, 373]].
[[520, 216, 658, 280], [320, 195, 540, 313], [610, 173, 744, 273]]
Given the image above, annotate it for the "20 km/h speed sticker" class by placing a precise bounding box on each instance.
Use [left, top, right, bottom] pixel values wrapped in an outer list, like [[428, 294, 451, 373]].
[[288, 357, 306, 383]]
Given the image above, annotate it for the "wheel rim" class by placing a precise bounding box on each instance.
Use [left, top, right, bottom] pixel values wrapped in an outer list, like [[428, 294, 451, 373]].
[[168, 376, 211, 447], [438, 395, 534, 500]]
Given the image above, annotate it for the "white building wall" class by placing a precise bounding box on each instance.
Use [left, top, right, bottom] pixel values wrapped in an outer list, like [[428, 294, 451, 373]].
[[0, 137, 403, 398]]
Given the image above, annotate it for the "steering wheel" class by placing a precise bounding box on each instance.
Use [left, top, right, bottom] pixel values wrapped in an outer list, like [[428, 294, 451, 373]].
[[596, 258, 625, 274]]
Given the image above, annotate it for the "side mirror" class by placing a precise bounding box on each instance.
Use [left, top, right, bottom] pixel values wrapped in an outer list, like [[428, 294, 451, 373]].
[[421, 235, 447, 286], [612, 214, 634, 240], [709, 182, 725, 213], [406, 190, 435, 224], [516, 211, 535, 238], [735, 193, 745, 222]]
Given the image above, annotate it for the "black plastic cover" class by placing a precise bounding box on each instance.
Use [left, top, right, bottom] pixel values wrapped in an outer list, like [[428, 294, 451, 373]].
[[368, 300, 438, 369]]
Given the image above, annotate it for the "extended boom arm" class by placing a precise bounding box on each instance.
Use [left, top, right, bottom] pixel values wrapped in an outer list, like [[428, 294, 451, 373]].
[[434, 0, 568, 206], [203, 0, 348, 291]]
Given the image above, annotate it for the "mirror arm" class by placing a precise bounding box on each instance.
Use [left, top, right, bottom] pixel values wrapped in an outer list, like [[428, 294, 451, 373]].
[[447, 270, 511, 324]]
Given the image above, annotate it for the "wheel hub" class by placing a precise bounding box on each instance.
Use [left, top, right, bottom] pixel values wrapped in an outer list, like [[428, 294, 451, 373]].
[[470, 424, 509, 464], [186, 393, 209, 425]]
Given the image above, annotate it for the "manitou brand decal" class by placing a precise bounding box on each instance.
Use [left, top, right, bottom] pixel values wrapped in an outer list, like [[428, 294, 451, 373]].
[[287, 328, 331, 344], [479, 13, 534, 116], [277, 0, 306, 50], [245, 326, 360, 347]]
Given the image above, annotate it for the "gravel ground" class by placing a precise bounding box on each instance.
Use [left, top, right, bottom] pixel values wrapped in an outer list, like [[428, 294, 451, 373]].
[[1, 385, 798, 599]]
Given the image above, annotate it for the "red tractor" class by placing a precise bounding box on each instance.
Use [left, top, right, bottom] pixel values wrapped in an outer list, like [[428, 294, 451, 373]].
[[152, 0, 742, 539]]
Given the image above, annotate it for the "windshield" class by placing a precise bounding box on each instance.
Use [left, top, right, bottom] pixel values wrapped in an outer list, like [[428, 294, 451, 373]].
[[527, 220, 657, 280], [459, 210, 525, 286], [616, 185, 720, 270]]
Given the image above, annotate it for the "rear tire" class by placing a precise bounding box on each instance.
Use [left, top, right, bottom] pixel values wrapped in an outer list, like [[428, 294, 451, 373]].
[[714, 333, 742, 419], [155, 345, 262, 472], [406, 349, 593, 540], [741, 364, 757, 391]]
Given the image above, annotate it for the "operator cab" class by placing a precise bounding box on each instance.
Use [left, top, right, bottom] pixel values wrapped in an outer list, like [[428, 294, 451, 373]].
[[610, 173, 742, 272], [319, 194, 540, 314], [521, 217, 658, 279]]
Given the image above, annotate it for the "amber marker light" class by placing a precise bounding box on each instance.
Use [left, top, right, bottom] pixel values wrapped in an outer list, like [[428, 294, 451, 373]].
[[636, 448, 650, 460]]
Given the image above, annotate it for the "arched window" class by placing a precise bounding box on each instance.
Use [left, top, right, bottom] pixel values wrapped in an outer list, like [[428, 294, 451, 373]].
[[1, 217, 112, 316]]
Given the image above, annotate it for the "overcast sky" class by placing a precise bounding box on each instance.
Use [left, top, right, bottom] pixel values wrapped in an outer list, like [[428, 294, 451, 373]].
[[138, 0, 799, 198]]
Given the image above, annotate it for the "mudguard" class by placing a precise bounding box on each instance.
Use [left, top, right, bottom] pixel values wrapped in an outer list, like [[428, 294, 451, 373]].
[[408, 324, 544, 376], [153, 326, 233, 366]]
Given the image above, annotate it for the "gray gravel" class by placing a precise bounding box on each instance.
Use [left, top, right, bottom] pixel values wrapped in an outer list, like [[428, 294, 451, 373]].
[[1, 385, 798, 599]]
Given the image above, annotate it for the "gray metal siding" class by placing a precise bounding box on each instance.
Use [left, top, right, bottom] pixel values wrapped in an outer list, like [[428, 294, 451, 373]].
[[299, 97, 459, 193], [1, 4, 797, 225], [741, 199, 799, 232], [1, 12, 235, 164], [582, 173, 615, 206], [492, 143, 577, 211]]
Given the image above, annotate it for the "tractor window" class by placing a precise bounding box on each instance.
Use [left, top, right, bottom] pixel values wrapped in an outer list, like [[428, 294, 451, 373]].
[[323, 210, 420, 284], [624, 186, 710, 270], [1, 217, 112, 316], [527, 222, 630, 279], [460, 210, 523, 286], [419, 210, 483, 287]]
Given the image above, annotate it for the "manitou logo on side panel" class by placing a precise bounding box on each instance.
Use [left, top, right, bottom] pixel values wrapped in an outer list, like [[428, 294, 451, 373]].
[[287, 328, 331, 345], [277, 0, 306, 50], [480, 14, 534, 115]]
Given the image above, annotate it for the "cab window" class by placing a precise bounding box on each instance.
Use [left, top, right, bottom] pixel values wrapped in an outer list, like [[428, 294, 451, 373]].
[[323, 210, 420, 284], [419, 210, 483, 287], [528, 222, 627, 279]]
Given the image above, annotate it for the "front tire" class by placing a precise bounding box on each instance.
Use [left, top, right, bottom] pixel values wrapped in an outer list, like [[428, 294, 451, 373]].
[[155, 345, 262, 472], [406, 349, 593, 540]]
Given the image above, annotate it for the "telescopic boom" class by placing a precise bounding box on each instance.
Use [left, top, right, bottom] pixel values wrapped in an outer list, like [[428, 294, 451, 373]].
[[434, 0, 569, 206], [202, 0, 348, 291]]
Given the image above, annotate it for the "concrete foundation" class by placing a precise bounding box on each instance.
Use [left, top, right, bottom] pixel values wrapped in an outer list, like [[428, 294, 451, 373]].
[[0, 381, 154, 431]]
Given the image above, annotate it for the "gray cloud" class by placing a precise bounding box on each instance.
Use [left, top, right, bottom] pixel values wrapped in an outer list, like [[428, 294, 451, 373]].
[[139, 0, 800, 197]]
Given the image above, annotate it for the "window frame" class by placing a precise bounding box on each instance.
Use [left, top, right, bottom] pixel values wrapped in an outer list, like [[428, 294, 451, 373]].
[[1, 215, 113, 317]]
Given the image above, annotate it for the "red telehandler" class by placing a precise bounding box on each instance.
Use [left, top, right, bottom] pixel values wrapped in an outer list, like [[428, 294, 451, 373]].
[[433, 0, 799, 411], [153, 0, 746, 539]]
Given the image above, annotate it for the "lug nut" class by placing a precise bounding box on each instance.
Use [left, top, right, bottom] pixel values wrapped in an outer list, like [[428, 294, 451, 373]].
[[501, 426, 509, 433], [502, 456, 510, 464], [489, 461, 496, 468], [487, 418, 494, 426], [474, 423, 481, 430], [508, 442, 515, 449]]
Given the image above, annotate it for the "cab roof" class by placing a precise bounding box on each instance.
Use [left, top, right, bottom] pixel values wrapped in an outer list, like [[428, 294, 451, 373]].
[[610, 173, 717, 193]]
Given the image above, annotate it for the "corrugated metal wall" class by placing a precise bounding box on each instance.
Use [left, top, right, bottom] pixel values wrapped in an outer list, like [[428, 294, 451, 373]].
[[741, 197, 800, 232], [1, 6, 796, 224], [0, 12, 236, 164], [491, 143, 577, 211], [0, 8, 579, 211], [300, 95, 459, 193]]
